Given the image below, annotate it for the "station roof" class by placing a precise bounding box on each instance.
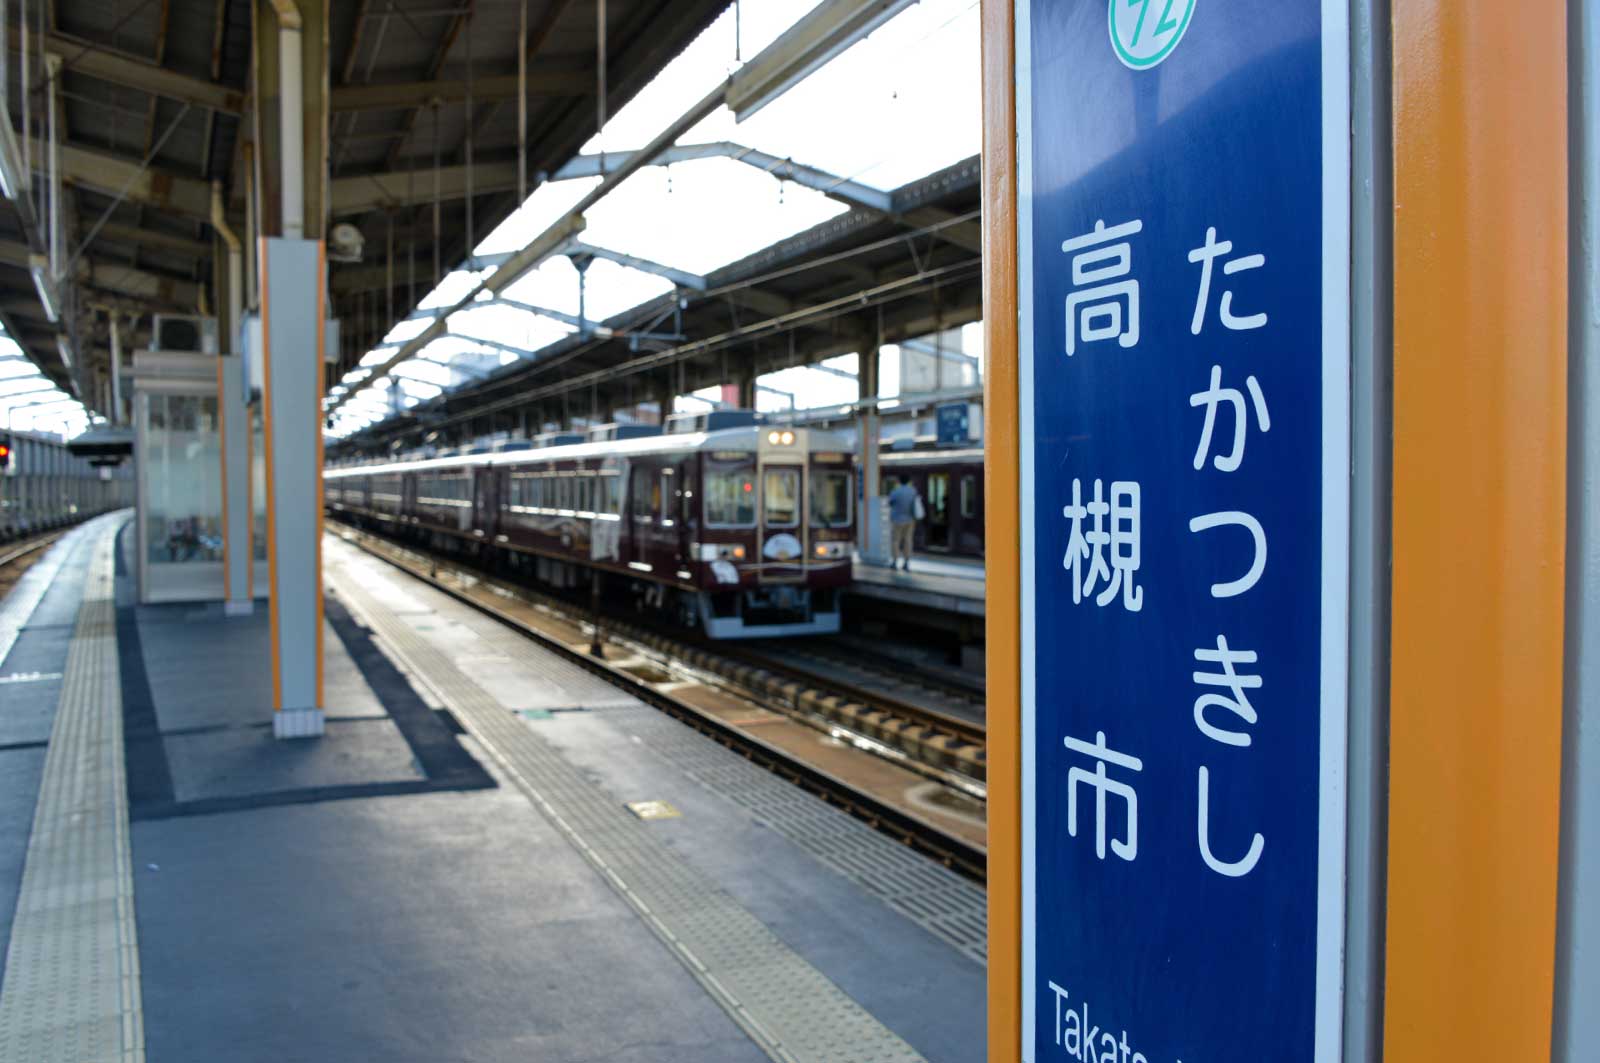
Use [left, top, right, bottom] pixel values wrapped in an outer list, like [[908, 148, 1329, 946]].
[[0, 0, 728, 435], [324, 0, 983, 454]]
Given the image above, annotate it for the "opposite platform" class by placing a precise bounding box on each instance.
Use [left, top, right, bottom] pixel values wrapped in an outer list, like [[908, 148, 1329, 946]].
[[850, 554, 986, 620]]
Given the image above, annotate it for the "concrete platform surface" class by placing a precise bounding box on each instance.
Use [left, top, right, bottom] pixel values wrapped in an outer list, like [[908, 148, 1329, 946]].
[[0, 515, 985, 1063]]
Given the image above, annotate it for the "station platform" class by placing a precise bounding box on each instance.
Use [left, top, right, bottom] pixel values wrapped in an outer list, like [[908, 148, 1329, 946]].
[[0, 513, 984, 1063], [849, 554, 986, 620]]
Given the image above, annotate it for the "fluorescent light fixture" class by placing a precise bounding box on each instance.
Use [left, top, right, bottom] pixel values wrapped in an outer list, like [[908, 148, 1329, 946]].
[[55, 334, 73, 369], [29, 256, 60, 323]]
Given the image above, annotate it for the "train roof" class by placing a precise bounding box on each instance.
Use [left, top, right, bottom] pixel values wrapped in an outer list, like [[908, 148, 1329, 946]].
[[326, 424, 856, 479], [877, 447, 986, 465]]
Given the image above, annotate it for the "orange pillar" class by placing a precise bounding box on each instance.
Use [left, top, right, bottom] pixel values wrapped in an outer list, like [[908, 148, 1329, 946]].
[[1385, 1, 1568, 1059]]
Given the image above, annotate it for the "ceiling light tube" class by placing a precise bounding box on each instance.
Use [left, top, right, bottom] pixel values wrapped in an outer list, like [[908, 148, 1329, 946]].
[[55, 334, 73, 369]]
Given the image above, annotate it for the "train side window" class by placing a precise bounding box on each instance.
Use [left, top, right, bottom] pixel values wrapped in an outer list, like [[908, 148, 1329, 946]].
[[601, 472, 622, 515], [961, 474, 977, 518], [704, 458, 757, 526]]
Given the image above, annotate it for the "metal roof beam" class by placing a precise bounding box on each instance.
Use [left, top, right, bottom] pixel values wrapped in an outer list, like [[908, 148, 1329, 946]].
[[330, 161, 518, 214], [551, 141, 894, 212], [329, 70, 587, 113], [329, 251, 513, 293], [489, 297, 580, 328], [565, 240, 706, 291], [30, 31, 245, 115], [0, 239, 199, 308], [61, 143, 212, 219], [96, 221, 213, 258], [896, 206, 982, 253], [726, 0, 919, 120]]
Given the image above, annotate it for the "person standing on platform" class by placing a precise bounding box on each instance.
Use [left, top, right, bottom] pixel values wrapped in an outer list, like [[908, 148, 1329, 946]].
[[887, 474, 924, 572]]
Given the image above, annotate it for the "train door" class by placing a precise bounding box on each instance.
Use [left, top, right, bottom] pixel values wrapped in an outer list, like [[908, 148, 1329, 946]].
[[925, 471, 951, 550], [473, 467, 498, 540], [674, 460, 695, 571], [757, 458, 806, 580], [626, 462, 655, 567], [958, 469, 982, 555]]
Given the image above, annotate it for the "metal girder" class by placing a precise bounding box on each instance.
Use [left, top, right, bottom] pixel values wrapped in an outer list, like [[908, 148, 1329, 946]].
[[897, 206, 983, 253], [61, 143, 212, 219], [330, 161, 518, 214], [442, 334, 527, 360], [724, 287, 795, 318], [329, 251, 513, 293], [31, 31, 245, 115], [551, 141, 894, 212], [727, 0, 918, 120], [0, 239, 196, 308], [566, 240, 706, 291], [492, 297, 579, 328], [96, 222, 213, 258], [329, 70, 588, 113]]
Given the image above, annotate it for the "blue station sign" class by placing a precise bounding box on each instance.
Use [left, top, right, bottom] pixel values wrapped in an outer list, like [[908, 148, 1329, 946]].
[[937, 402, 971, 445], [1017, 2, 1350, 1061]]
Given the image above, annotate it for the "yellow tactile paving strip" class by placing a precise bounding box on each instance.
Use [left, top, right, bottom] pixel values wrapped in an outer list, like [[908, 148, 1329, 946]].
[[0, 529, 144, 1063]]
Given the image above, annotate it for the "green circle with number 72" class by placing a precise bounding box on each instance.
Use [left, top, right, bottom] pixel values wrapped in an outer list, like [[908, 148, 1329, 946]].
[[1109, 0, 1198, 69]]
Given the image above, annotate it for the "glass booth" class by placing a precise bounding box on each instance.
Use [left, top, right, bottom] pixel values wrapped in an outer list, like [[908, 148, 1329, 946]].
[[133, 356, 225, 603]]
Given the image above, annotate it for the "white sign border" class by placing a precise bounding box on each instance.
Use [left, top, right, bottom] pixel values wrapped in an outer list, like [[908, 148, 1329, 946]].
[[1013, 2, 1352, 1059]]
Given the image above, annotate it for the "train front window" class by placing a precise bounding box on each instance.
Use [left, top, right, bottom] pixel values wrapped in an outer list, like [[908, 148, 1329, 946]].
[[704, 458, 756, 526], [763, 468, 800, 528], [810, 470, 851, 527]]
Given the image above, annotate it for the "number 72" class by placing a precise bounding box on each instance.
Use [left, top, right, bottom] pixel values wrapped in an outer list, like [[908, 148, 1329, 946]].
[[1126, 0, 1183, 47]]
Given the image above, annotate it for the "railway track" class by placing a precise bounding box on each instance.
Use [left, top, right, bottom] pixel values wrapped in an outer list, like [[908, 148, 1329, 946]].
[[331, 523, 988, 883], [732, 638, 986, 734], [0, 531, 64, 571]]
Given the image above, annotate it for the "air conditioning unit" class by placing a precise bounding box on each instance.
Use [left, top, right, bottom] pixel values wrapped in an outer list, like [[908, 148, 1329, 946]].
[[151, 314, 219, 355]]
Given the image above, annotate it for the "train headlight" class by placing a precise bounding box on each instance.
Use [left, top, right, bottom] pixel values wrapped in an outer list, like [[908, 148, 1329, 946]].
[[812, 542, 845, 559], [767, 430, 781, 444], [779, 431, 795, 445]]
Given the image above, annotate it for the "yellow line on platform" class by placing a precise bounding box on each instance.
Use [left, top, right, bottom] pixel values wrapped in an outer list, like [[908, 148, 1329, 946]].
[[0, 521, 144, 1062]]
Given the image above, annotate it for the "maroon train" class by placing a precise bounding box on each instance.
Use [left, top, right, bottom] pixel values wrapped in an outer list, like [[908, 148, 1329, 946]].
[[875, 447, 985, 559], [325, 412, 856, 638]]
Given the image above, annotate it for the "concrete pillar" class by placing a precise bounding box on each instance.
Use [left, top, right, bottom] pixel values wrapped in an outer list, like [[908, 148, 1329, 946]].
[[261, 238, 326, 737], [253, 0, 329, 739]]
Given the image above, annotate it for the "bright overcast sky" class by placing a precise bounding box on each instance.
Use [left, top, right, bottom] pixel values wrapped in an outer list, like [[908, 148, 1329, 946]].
[[0, 332, 93, 439], [330, 0, 983, 438]]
